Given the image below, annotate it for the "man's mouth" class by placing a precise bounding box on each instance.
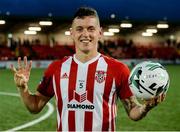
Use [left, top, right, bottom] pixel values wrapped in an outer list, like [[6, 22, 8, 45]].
[[80, 39, 92, 43]]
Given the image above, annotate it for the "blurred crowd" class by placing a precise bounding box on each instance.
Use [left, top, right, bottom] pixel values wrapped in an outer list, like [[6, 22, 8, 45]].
[[0, 38, 180, 60]]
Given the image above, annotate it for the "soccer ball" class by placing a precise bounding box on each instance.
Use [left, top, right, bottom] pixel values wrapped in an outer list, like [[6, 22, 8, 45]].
[[129, 61, 170, 100]]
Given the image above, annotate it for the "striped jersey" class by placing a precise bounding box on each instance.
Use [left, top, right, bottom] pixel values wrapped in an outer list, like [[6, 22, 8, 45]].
[[37, 53, 132, 131]]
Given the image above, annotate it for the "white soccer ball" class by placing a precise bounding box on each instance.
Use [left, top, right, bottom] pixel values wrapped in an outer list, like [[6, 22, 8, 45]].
[[129, 61, 170, 100]]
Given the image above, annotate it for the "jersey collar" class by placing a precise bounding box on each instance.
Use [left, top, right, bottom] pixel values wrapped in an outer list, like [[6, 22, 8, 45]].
[[73, 53, 101, 66]]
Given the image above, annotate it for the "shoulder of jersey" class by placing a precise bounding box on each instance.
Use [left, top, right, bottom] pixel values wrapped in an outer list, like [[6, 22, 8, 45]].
[[48, 56, 71, 68], [101, 54, 125, 67]]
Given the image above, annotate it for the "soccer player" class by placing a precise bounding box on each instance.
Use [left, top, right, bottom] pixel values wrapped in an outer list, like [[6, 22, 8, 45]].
[[11, 7, 165, 131]]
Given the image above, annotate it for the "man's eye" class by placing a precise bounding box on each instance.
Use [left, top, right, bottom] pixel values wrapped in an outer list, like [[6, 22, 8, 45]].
[[89, 28, 95, 31], [76, 28, 83, 32]]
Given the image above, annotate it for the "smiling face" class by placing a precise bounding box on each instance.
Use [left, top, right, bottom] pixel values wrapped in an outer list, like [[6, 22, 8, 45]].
[[70, 16, 102, 54]]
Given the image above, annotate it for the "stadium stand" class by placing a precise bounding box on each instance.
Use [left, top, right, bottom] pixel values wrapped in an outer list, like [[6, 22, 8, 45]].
[[0, 40, 179, 60]]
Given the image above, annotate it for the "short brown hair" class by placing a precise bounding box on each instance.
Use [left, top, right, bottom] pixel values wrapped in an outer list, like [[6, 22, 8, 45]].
[[73, 7, 100, 24]]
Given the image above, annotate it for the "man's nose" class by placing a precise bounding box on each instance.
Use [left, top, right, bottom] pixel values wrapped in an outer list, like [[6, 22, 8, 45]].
[[82, 29, 89, 36]]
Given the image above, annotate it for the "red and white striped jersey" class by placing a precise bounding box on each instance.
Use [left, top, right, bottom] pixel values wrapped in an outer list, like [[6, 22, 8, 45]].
[[37, 53, 132, 131]]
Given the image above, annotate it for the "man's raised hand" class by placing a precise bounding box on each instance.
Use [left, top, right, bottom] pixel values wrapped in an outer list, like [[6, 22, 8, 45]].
[[10, 56, 32, 89]]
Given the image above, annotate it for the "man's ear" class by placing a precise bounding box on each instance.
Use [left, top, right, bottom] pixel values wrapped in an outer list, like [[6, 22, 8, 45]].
[[99, 27, 103, 39], [70, 28, 73, 35]]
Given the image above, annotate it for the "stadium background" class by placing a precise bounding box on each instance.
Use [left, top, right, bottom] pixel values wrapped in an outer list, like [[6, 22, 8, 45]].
[[0, 0, 180, 131]]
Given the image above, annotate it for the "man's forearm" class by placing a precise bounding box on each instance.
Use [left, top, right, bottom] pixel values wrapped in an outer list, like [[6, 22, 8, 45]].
[[122, 96, 155, 121], [18, 85, 44, 114]]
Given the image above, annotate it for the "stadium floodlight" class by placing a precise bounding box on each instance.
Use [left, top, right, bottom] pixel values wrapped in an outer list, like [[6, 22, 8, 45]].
[[142, 32, 153, 37], [65, 31, 71, 36], [103, 32, 114, 36], [120, 23, 132, 28], [157, 23, 169, 28], [146, 29, 158, 33], [108, 28, 120, 33], [28, 27, 41, 31], [8, 33, 13, 38], [170, 35, 175, 40], [110, 14, 116, 19], [24, 30, 37, 35], [39, 21, 53, 26], [0, 20, 5, 24]]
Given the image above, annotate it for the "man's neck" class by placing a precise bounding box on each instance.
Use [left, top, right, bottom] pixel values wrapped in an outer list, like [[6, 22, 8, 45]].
[[75, 51, 99, 63]]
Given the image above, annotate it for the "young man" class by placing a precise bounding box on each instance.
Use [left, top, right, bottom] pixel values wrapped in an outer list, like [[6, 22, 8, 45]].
[[11, 7, 165, 131]]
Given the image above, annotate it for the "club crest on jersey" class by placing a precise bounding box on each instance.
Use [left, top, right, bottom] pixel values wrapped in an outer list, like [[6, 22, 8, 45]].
[[95, 70, 106, 83]]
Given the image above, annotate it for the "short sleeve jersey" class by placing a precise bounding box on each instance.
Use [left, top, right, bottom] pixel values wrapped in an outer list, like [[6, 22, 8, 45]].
[[37, 54, 132, 131]]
